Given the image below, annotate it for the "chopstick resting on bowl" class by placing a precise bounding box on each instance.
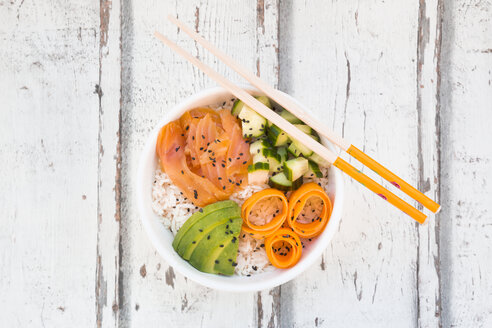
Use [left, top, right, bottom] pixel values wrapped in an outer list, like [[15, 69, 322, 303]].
[[165, 16, 440, 215], [154, 26, 431, 224]]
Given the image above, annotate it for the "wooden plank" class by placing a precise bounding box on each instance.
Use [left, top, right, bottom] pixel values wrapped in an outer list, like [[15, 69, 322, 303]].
[[416, 0, 443, 327], [95, 0, 123, 327], [119, 1, 279, 326], [439, 0, 492, 326], [278, 1, 421, 326], [0, 1, 100, 326]]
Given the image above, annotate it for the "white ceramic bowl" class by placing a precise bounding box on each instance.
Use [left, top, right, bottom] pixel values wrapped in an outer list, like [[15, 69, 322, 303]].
[[137, 86, 344, 292]]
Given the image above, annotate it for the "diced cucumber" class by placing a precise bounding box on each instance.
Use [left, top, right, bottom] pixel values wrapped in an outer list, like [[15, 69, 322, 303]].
[[277, 147, 288, 163], [249, 139, 272, 156], [262, 148, 283, 173], [284, 157, 309, 181], [267, 124, 290, 147], [279, 109, 303, 124], [232, 96, 271, 118], [308, 153, 330, 168], [231, 99, 245, 117], [253, 152, 268, 164], [238, 106, 267, 138], [311, 130, 321, 142], [303, 160, 323, 178], [255, 96, 273, 109], [287, 142, 301, 157], [293, 124, 312, 135], [269, 172, 303, 191], [248, 162, 270, 185], [288, 139, 313, 157]]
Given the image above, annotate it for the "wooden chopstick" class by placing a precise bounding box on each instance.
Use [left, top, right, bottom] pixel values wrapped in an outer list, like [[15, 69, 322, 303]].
[[166, 15, 440, 214], [154, 31, 427, 224]]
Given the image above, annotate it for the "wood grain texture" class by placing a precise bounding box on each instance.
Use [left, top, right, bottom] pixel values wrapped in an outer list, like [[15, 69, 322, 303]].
[[2, 0, 492, 326], [440, 0, 492, 326], [0, 1, 100, 327], [416, 0, 443, 327], [95, 0, 123, 327], [278, 1, 421, 326], [119, 1, 278, 327]]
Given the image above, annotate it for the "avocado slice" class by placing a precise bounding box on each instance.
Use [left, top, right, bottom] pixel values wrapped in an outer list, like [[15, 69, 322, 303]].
[[175, 206, 241, 260], [213, 239, 239, 276], [188, 217, 242, 274], [172, 200, 237, 250]]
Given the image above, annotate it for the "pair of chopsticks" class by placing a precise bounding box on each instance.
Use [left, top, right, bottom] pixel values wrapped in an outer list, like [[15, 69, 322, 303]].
[[154, 15, 440, 224]]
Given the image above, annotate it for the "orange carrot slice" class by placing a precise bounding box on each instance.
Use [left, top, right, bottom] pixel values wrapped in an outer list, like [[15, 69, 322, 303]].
[[286, 182, 332, 238], [265, 228, 302, 269], [241, 189, 288, 239]]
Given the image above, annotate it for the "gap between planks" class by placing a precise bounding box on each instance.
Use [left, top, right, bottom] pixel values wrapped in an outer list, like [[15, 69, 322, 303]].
[[415, 0, 443, 327], [95, 0, 123, 327]]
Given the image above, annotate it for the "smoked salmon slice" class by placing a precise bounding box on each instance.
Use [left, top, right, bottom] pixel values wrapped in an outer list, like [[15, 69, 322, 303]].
[[156, 107, 251, 207], [156, 121, 228, 207]]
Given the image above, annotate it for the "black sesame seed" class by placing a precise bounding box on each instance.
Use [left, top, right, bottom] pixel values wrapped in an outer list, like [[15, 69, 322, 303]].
[[185, 126, 189, 131], [192, 136, 195, 140], [181, 170, 184, 174], [192, 241, 196, 244], [199, 208, 203, 213], [221, 163, 225, 168], [175, 146, 180, 152], [215, 260, 219, 264], [252, 266, 258, 271], [242, 161, 247, 164], [207, 235, 210, 240], [222, 186, 226, 190], [201, 135, 205, 139], [199, 229, 203, 232], [219, 244, 224, 247]]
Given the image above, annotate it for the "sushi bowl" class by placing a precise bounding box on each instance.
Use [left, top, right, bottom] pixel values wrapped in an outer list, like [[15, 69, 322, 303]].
[[136, 86, 344, 292]]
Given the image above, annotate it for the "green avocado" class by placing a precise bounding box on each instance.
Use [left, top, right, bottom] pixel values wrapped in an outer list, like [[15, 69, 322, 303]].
[[213, 238, 240, 276], [172, 200, 237, 251], [188, 217, 242, 274]]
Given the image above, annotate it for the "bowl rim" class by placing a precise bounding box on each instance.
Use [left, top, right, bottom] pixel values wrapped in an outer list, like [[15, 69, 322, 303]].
[[136, 86, 344, 292]]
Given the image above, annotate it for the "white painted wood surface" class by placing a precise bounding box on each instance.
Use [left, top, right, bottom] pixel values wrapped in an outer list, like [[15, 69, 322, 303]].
[[1, 0, 491, 327]]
